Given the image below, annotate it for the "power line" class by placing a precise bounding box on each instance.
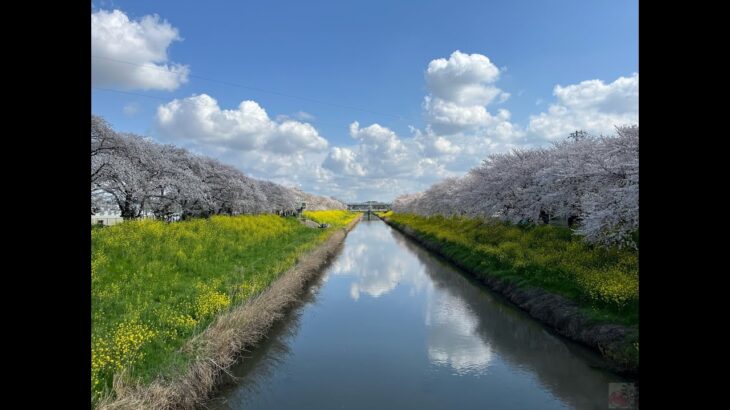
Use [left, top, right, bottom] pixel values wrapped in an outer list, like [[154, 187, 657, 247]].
[[92, 54, 413, 123], [91, 86, 364, 133], [92, 86, 170, 101]]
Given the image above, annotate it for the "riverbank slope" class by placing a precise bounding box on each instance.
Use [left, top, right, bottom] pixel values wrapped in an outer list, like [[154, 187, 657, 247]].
[[94, 212, 361, 409], [380, 213, 638, 375]]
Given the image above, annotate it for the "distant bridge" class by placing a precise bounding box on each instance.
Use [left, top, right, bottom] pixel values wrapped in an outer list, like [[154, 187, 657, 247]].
[[346, 201, 391, 212]]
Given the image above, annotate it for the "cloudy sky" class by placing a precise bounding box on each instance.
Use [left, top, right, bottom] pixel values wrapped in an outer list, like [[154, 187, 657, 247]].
[[91, 0, 638, 202]]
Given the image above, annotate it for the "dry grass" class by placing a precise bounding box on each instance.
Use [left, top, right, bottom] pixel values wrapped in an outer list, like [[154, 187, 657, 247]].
[[98, 215, 361, 409]]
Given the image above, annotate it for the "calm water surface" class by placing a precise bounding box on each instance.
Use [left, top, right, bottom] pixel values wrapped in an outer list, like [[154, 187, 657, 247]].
[[210, 219, 631, 409]]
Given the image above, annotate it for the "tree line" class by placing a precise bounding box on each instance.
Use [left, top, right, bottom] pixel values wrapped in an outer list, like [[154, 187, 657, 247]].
[[91, 115, 345, 220], [392, 125, 638, 248]]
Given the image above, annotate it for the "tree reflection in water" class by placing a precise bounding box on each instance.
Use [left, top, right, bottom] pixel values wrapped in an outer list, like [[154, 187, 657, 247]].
[[209, 221, 633, 410]]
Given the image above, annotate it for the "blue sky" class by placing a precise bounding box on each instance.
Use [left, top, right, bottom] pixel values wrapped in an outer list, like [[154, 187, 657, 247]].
[[91, 0, 638, 202]]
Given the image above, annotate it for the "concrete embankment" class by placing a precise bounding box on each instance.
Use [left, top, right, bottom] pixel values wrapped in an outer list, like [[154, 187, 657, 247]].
[[99, 215, 362, 410], [380, 216, 638, 376]]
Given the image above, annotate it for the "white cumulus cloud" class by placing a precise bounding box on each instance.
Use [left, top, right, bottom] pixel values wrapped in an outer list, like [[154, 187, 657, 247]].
[[154, 94, 330, 192], [156, 94, 328, 154], [315, 51, 529, 201], [270, 121, 328, 153], [137, 48, 637, 204], [318, 121, 461, 201], [322, 147, 366, 177], [426, 50, 502, 106], [322, 122, 419, 179], [424, 97, 491, 134], [423, 51, 516, 138], [528, 73, 639, 140], [92, 9, 189, 91]]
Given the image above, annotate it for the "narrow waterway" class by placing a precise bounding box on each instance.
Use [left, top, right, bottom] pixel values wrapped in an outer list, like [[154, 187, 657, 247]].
[[210, 219, 632, 409]]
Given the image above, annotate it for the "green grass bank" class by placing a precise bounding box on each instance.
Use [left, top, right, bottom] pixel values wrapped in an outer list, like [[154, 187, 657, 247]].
[[92, 210, 359, 407], [380, 211, 638, 373]]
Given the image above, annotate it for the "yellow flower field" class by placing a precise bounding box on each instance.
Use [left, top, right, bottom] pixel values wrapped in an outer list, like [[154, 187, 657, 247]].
[[385, 213, 638, 322], [303, 210, 358, 227], [91, 211, 357, 402]]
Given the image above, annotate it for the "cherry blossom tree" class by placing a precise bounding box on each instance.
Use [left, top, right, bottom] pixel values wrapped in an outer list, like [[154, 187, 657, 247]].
[[291, 187, 346, 210], [94, 133, 175, 219], [91, 114, 346, 220], [574, 125, 638, 247], [392, 125, 639, 247], [91, 115, 121, 186]]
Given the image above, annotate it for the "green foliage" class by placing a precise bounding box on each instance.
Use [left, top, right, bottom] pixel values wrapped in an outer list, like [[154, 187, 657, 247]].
[[387, 213, 638, 324], [302, 210, 359, 227], [601, 331, 640, 371], [91, 214, 342, 400]]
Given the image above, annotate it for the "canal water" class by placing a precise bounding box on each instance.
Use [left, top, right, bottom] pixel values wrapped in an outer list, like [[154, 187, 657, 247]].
[[210, 219, 632, 409]]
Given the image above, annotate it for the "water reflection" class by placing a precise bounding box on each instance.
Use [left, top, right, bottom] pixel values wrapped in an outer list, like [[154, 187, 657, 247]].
[[329, 224, 428, 300], [211, 220, 633, 410], [391, 229, 629, 409], [209, 243, 342, 409], [209, 299, 304, 409], [331, 221, 494, 375], [425, 290, 493, 375]]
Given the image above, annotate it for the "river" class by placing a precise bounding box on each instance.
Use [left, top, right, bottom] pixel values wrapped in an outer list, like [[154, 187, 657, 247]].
[[209, 219, 633, 409]]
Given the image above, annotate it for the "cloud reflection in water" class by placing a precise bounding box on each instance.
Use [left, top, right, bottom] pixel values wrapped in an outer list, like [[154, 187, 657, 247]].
[[425, 288, 493, 375], [330, 223, 493, 374]]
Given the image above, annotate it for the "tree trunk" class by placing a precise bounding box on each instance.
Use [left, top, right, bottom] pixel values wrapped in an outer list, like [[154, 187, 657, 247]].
[[120, 197, 137, 220]]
